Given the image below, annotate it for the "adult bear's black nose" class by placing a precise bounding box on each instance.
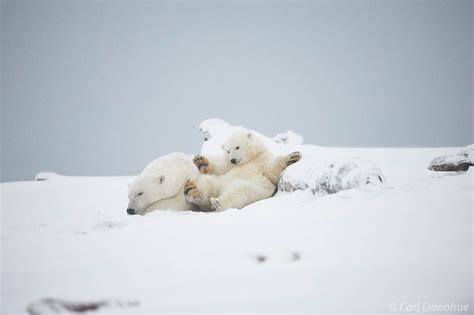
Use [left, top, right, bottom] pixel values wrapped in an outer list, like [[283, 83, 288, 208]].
[[231, 159, 237, 164], [127, 208, 135, 215]]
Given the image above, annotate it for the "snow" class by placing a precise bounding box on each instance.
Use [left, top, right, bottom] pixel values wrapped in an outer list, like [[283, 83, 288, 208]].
[[1, 132, 473, 313]]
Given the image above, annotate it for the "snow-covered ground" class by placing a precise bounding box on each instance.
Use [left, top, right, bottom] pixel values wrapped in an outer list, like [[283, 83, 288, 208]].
[[1, 147, 472, 314]]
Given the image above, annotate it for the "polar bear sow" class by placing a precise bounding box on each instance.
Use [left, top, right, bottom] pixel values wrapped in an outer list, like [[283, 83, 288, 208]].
[[127, 153, 200, 215], [183, 130, 302, 211]]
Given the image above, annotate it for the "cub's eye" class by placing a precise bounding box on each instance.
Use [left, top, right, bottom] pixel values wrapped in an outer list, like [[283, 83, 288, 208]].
[[235, 146, 240, 150], [227, 151, 230, 154], [137, 192, 143, 196]]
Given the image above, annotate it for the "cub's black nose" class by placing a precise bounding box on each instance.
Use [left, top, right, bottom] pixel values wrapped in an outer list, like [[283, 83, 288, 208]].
[[127, 208, 135, 215], [231, 159, 237, 164]]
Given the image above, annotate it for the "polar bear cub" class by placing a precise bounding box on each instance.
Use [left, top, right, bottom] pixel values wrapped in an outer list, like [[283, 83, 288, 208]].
[[184, 130, 302, 211]]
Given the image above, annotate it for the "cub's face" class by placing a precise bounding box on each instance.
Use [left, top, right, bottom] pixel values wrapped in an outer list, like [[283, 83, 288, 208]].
[[127, 174, 166, 215], [222, 131, 256, 165]]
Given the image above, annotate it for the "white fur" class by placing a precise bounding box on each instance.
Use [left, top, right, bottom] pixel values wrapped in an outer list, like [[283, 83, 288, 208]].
[[188, 130, 295, 211], [127, 153, 199, 215]]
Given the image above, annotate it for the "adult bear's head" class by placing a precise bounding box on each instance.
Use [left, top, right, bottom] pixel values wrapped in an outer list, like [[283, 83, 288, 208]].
[[126, 153, 198, 215], [126, 174, 167, 215], [221, 130, 266, 166]]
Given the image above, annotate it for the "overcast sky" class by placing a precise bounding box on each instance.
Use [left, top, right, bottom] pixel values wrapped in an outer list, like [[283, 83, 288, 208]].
[[1, 0, 472, 182]]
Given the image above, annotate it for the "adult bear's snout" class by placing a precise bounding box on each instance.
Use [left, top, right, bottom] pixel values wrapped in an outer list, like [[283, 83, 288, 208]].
[[127, 208, 135, 215]]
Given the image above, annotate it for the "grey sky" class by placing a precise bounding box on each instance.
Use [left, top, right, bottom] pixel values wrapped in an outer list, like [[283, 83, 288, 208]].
[[1, 0, 472, 182]]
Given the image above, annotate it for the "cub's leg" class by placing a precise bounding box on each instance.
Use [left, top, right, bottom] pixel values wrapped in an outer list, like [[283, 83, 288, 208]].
[[286, 151, 302, 166], [183, 179, 211, 211], [210, 179, 275, 211], [193, 154, 231, 175], [264, 151, 302, 186], [210, 197, 227, 212], [184, 176, 219, 211]]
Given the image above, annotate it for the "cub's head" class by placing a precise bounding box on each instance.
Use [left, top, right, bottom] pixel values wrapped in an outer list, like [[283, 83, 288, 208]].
[[127, 174, 167, 215], [222, 130, 262, 165]]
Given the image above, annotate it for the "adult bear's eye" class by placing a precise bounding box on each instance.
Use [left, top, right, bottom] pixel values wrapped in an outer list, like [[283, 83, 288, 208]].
[[227, 151, 230, 154], [236, 146, 240, 150], [137, 192, 143, 196]]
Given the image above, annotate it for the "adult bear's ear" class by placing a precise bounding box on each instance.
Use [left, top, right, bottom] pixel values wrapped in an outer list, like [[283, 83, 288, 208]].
[[247, 132, 253, 139], [156, 175, 165, 184]]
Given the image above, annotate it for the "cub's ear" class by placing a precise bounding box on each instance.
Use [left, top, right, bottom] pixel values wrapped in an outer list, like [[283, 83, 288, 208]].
[[247, 132, 253, 139], [221, 144, 225, 150], [156, 175, 165, 184], [127, 182, 133, 189]]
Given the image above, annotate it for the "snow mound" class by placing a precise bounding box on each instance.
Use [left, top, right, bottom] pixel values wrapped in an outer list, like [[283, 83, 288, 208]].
[[279, 157, 386, 195], [35, 172, 62, 181], [428, 144, 474, 171]]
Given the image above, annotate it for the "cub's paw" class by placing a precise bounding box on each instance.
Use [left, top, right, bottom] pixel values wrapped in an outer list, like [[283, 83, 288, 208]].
[[210, 197, 225, 212], [184, 179, 203, 202], [286, 151, 302, 166], [193, 154, 210, 174]]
